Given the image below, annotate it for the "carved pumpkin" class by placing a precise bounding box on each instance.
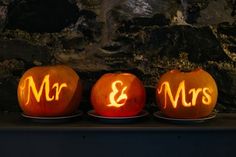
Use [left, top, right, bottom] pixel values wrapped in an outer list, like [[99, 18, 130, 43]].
[[156, 68, 218, 119], [17, 65, 82, 117], [91, 73, 146, 117]]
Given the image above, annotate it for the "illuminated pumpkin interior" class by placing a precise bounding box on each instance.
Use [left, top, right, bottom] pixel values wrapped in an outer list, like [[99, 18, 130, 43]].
[[157, 80, 212, 109], [19, 74, 68, 105], [107, 80, 128, 108]]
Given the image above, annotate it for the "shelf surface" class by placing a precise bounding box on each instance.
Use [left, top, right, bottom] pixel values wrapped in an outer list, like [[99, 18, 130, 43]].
[[0, 112, 235, 157], [0, 112, 235, 131]]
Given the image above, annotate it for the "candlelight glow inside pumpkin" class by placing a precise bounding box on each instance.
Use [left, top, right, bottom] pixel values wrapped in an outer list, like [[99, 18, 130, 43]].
[[18, 65, 82, 117], [107, 80, 128, 108], [158, 80, 212, 109], [20, 74, 68, 105], [156, 68, 218, 119], [91, 73, 146, 117]]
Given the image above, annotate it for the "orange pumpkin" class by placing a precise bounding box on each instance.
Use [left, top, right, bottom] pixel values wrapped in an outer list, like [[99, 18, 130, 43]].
[[17, 65, 82, 117], [91, 73, 146, 117], [156, 68, 218, 119]]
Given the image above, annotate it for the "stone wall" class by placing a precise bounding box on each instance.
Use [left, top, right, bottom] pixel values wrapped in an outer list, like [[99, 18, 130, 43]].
[[0, 0, 236, 113]]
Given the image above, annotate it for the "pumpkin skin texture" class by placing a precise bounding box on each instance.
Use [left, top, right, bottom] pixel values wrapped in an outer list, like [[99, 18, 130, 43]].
[[91, 73, 146, 117], [156, 68, 218, 119], [17, 65, 82, 117]]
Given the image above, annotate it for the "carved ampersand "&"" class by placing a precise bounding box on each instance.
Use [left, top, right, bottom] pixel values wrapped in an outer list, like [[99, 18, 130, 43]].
[[107, 80, 128, 108], [91, 73, 146, 117]]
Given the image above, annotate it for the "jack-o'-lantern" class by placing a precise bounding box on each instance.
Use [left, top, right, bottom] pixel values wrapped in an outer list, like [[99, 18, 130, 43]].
[[17, 65, 82, 117], [91, 73, 146, 117], [156, 68, 218, 119]]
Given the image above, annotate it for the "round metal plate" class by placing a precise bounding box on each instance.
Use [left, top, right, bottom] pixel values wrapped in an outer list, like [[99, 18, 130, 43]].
[[88, 110, 149, 123], [21, 111, 83, 123], [153, 111, 216, 124]]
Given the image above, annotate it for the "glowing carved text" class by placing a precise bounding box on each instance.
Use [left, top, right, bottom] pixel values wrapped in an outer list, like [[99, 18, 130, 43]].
[[107, 80, 128, 108], [158, 81, 212, 109], [20, 74, 68, 105]]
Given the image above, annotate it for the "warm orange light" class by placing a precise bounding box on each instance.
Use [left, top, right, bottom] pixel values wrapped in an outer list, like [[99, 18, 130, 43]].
[[202, 88, 212, 105], [20, 74, 68, 105], [107, 80, 128, 108], [158, 81, 212, 109]]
